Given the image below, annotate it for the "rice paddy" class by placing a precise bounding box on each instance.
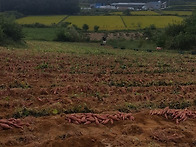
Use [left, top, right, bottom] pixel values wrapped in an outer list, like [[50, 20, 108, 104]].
[[16, 15, 67, 25], [17, 15, 184, 30]]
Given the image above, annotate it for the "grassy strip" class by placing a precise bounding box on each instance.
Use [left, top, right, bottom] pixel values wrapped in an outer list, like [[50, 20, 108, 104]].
[[23, 27, 59, 41]]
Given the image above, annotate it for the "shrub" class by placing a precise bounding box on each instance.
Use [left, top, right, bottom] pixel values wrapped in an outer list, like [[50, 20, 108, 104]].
[[165, 23, 185, 37], [0, 16, 24, 45], [59, 22, 71, 28], [82, 24, 89, 31], [143, 24, 157, 40], [94, 25, 99, 32], [171, 32, 195, 50], [3, 21, 23, 41], [55, 26, 89, 42], [22, 23, 49, 28], [155, 33, 167, 48]]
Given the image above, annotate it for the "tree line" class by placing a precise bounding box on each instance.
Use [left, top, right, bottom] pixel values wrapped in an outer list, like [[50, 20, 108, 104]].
[[0, 0, 80, 15]]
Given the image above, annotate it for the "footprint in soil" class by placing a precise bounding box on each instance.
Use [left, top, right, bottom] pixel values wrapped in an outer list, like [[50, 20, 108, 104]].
[[122, 125, 143, 135], [151, 126, 194, 144]]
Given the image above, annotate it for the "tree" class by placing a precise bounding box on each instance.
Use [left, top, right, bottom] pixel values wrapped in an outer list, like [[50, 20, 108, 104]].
[[82, 24, 89, 31], [94, 25, 99, 32]]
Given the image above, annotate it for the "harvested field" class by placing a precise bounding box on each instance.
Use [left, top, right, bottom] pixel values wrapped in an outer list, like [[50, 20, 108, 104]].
[[0, 41, 196, 147]]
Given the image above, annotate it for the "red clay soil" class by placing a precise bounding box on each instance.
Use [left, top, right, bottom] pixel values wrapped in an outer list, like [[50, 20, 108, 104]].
[[0, 44, 196, 147], [0, 111, 196, 147]]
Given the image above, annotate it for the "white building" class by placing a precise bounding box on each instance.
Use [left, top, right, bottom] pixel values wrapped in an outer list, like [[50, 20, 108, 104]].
[[102, 1, 166, 10]]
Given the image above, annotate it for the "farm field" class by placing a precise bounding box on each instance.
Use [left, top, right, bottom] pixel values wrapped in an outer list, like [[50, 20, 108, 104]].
[[0, 41, 196, 146], [110, 11, 160, 15], [162, 11, 192, 16], [16, 15, 67, 25], [65, 16, 183, 30], [122, 16, 183, 29], [65, 16, 125, 30], [17, 15, 184, 30]]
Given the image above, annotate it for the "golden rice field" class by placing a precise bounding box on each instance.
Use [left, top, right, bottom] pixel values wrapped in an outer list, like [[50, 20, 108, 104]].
[[16, 15, 184, 30], [65, 16, 125, 30], [65, 16, 183, 30], [131, 11, 159, 15], [122, 16, 183, 29], [16, 15, 67, 25], [162, 11, 192, 16], [110, 11, 159, 15]]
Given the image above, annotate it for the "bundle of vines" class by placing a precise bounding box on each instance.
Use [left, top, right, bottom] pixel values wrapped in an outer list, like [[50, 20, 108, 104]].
[[65, 112, 134, 125], [0, 118, 30, 130], [150, 107, 196, 124]]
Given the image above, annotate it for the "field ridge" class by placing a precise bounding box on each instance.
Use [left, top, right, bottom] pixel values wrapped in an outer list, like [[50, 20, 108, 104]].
[[120, 16, 127, 28], [57, 15, 70, 25]]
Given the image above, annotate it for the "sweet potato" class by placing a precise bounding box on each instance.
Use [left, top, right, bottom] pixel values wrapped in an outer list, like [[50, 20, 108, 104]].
[[95, 115, 107, 120], [95, 117, 99, 125], [108, 115, 118, 121], [85, 113, 93, 117], [12, 123, 23, 129], [80, 117, 87, 123], [84, 121, 91, 125], [0, 119, 15, 126], [87, 117, 95, 122], [67, 116, 78, 121], [102, 119, 110, 125], [0, 123, 12, 129], [73, 121, 80, 125], [110, 119, 114, 124]]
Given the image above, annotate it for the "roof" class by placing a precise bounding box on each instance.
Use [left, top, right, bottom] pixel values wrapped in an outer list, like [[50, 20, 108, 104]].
[[111, 3, 146, 6]]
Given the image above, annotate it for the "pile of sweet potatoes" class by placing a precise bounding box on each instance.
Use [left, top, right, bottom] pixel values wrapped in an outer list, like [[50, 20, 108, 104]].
[[150, 107, 196, 124], [65, 112, 134, 125], [0, 118, 29, 130]]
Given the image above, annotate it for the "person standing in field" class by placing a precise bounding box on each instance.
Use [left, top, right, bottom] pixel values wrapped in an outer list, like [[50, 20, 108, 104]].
[[102, 36, 107, 45]]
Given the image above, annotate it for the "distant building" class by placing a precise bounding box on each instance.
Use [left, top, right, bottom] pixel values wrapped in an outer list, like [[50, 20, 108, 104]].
[[99, 5, 117, 9], [111, 3, 145, 10], [161, 2, 167, 9], [91, 1, 166, 10], [90, 3, 106, 9], [145, 1, 162, 10]]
